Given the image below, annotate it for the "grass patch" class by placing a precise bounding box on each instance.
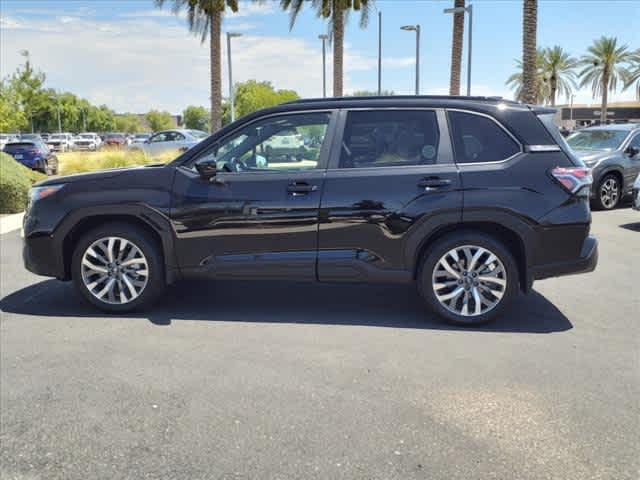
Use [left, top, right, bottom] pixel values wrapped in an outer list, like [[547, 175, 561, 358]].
[[0, 153, 47, 214], [58, 149, 181, 176]]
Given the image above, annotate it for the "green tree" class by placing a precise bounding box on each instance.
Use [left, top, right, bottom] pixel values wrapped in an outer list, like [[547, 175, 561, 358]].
[[87, 105, 116, 132], [183, 105, 210, 131], [622, 49, 640, 100], [114, 114, 143, 133], [579, 36, 633, 123], [155, 0, 239, 132], [10, 51, 47, 132], [146, 110, 175, 131], [521, 0, 538, 104], [0, 80, 28, 132], [506, 49, 548, 104], [542, 46, 578, 106], [281, 0, 373, 97], [234, 80, 299, 119]]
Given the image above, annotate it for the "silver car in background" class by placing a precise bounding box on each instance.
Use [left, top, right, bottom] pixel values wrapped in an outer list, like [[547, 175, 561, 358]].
[[129, 129, 208, 157], [633, 174, 640, 211], [566, 124, 640, 210]]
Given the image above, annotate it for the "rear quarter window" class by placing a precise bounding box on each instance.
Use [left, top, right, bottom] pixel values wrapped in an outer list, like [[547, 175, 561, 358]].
[[448, 111, 520, 163]]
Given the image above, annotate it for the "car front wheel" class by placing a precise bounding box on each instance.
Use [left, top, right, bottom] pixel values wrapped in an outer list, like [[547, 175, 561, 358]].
[[72, 223, 165, 312], [418, 232, 519, 325], [593, 173, 621, 210]]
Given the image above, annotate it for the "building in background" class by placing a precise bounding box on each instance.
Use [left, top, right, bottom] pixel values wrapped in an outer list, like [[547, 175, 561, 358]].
[[555, 101, 640, 130]]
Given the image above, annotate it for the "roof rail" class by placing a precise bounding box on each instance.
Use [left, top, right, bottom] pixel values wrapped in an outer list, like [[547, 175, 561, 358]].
[[285, 95, 519, 105]]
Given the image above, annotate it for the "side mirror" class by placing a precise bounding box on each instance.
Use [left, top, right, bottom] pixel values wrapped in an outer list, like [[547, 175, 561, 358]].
[[625, 145, 639, 157], [195, 157, 217, 179]]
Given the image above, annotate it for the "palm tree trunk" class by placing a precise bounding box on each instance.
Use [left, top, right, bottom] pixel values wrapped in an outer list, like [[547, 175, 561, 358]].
[[332, 5, 344, 97], [210, 8, 222, 132], [449, 0, 465, 96], [521, 0, 538, 104], [550, 76, 557, 106], [601, 70, 609, 124]]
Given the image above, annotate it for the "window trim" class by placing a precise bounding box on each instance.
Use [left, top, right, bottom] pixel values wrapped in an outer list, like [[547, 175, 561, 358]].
[[622, 130, 640, 150], [446, 108, 524, 166], [327, 107, 453, 171], [182, 109, 338, 175]]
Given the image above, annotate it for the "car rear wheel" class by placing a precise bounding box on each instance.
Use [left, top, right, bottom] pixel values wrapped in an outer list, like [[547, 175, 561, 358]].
[[72, 223, 165, 312], [418, 232, 519, 325], [593, 173, 621, 210]]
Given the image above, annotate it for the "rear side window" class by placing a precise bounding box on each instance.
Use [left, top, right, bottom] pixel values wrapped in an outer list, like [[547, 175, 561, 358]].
[[448, 111, 520, 163], [340, 110, 440, 168]]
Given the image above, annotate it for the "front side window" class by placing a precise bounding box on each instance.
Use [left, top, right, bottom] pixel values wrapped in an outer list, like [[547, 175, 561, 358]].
[[448, 111, 520, 163], [339, 110, 440, 168], [194, 112, 330, 173], [150, 133, 167, 143]]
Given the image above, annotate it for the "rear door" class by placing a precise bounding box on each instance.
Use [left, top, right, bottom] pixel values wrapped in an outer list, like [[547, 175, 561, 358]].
[[317, 108, 462, 282]]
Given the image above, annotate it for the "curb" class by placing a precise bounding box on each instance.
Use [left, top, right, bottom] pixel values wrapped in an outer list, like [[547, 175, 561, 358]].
[[0, 212, 24, 235]]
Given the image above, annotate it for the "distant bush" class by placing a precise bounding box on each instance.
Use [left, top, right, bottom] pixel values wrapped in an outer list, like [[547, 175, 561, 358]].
[[0, 152, 46, 214], [58, 149, 180, 176]]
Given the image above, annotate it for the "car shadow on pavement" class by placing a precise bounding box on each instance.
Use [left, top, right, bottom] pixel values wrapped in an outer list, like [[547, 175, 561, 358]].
[[0, 278, 572, 333], [619, 222, 640, 232]]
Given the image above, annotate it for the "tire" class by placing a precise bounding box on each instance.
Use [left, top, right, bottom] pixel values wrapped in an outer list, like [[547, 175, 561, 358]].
[[417, 231, 519, 325], [49, 156, 59, 175], [592, 173, 621, 210], [71, 223, 166, 313]]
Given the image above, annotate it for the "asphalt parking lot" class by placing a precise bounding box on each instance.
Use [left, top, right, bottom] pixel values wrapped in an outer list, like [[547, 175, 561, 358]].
[[1, 208, 638, 480]]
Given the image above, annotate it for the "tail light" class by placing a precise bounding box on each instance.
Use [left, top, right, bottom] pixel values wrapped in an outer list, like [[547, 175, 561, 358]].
[[550, 167, 592, 197]]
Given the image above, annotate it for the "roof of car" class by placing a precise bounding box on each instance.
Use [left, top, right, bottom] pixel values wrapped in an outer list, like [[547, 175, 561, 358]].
[[579, 123, 639, 132], [283, 95, 529, 110]]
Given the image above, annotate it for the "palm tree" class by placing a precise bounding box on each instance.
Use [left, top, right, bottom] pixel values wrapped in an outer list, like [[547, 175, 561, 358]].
[[578, 36, 632, 124], [541, 46, 578, 106], [281, 0, 373, 97], [448, 0, 465, 95], [506, 49, 548, 104], [521, 0, 538, 104], [155, 0, 239, 131], [622, 49, 640, 100]]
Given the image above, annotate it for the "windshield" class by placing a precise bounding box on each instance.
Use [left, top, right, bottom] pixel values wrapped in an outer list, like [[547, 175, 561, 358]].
[[189, 130, 208, 139], [79, 134, 94, 138], [51, 134, 66, 139], [135, 134, 149, 138], [567, 130, 628, 151], [21, 134, 39, 139], [106, 134, 124, 139]]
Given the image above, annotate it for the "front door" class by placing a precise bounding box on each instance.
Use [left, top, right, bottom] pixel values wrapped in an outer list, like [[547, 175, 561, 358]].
[[170, 111, 336, 280], [318, 109, 463, 282]]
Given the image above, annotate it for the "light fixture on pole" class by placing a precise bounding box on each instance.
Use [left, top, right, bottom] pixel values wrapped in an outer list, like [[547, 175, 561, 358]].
[[400, 24, 420, 95], [318, 34, 329, 98], [443, 3, 473, 96], [226, 32, 242, 122]]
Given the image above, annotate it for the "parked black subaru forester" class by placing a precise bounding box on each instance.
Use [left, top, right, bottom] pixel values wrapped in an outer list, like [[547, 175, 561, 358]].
[[22, 96, 598, 325]]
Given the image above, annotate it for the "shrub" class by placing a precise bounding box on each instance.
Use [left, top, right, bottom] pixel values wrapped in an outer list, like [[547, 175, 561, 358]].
[[58, 149, 180, 176], [0, 153, 46, 214]]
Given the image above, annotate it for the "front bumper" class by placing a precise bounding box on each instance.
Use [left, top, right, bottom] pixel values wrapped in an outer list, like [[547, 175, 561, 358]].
[[530, 235, 598, 281], [23, 231, 66, 279], [633, 188, 640, 210]]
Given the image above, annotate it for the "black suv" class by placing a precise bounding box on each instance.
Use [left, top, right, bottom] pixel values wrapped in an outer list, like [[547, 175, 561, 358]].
[[22, 96, 598, 324]]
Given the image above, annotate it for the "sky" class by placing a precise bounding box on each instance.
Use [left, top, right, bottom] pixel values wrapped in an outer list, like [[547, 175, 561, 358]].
[[1, 0, 638, 114]]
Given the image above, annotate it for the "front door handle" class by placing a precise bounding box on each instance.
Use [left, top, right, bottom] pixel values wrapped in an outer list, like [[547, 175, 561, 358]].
[[287, 182, 318, 196], [418, 177, 452, 191]]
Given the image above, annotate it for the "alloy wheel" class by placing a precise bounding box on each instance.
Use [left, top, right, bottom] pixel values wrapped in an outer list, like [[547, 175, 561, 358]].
[[600, 177, 619, 209], [431, 245, 507, 317], [80, 236, 149, 305]]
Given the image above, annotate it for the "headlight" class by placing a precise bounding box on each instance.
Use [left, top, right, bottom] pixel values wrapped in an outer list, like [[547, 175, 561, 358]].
[[30, 184, 65, 203]]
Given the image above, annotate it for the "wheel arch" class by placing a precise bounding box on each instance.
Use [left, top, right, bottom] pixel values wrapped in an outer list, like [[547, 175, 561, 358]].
[[57, 206, 179, 284]]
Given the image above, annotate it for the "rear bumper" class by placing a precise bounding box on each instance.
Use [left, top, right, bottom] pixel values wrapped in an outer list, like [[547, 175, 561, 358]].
[[530, 235, 598, 281]]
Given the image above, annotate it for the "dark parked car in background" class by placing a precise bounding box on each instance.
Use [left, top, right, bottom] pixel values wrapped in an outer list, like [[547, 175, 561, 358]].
[[3, 140, 58, 174], [103, 133, 127, 148], [566, 124, 640, 210], [22, 96, 597, 325]]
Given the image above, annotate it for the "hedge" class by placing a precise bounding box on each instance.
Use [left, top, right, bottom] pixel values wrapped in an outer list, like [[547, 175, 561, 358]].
[[0, 152, 46, 214]]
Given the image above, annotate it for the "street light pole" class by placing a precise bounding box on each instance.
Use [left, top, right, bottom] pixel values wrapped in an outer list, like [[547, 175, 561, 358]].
[[227, 32, 242, 122], [377, 11, 382, 95], [401, 25, 421, 95], [318, 34, 328, 98], [444, 3, 473, 96]]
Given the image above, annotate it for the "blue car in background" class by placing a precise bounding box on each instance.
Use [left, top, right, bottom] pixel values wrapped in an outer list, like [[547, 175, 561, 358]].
[[2, 140, 59, 175]]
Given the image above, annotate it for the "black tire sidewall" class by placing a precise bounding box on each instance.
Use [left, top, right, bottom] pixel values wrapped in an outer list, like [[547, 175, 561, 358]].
[[71, 223, 165, 313], [418, 232, 519, 325]]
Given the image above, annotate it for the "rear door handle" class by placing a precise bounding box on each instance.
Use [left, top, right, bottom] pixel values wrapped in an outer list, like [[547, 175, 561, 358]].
[[287, 181, 318, 196], [418, 177, 452, 191]]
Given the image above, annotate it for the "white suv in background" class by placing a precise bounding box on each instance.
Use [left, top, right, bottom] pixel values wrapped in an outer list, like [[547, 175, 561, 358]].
[[73, 133, 102, 151], [47, 133, 74, 152]]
